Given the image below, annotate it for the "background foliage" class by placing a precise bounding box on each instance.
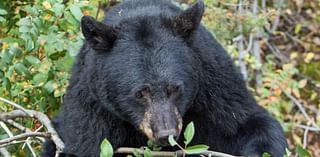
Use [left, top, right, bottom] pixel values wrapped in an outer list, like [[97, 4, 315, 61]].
[[0, 0, 319, 156]]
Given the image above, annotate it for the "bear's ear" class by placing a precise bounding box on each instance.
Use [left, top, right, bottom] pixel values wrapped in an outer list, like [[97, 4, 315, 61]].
[[172, 0, 204, 37], [81, 16, 118, 51]]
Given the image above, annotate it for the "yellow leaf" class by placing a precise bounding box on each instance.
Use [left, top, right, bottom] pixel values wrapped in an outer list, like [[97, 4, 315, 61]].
[[293, 133, 302, 146], [294, 23, 302, 34], [285, 88, 291, 95], [298, 79, 308, 88], [282, 63, 293, 70], [53, 83, 59, 89], [310, 92, 317, 101], [290, 52, 298, 59], [313, 37, 320, 46], [304, 52, 314, 63], [274, 88, 282, 96], [2, 42, 9, 49], [292, 88, 300, 98], [42, 1, 51, 9]]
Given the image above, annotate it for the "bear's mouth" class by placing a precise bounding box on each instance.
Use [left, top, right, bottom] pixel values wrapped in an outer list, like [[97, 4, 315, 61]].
[[138, 108, 182, 146]]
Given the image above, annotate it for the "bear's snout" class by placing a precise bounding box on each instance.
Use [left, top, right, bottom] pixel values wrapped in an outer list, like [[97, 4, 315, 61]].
[[139, 106, 182, 146]]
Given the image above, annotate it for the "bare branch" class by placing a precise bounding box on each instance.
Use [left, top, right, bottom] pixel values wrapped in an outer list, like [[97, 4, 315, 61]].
[[284, 92, 319, 128], [269, 0, 284, 33], [303, 127, 309, 149], [0, 96, 65, 153], [2, 118, 45, 142], [0, 97, 32, 116], [251, 0, 262, 88], [0, 140, 25, 148], [0, 109, 65, 151], [0, 132, 49, 145], [0, 148, 11, 157], [295, 124, 320, 132], [236, 0, 247, 80], [0, 122, 13, 137], [26, 140, 37, 157], [6, 119, 28, 132]]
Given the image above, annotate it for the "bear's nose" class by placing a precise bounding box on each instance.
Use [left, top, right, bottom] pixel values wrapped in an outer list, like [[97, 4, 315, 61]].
[[155, 129, 178, 146]]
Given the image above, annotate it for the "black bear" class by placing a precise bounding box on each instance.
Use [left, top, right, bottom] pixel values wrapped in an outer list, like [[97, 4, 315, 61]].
[[42, 0, 287, 156]]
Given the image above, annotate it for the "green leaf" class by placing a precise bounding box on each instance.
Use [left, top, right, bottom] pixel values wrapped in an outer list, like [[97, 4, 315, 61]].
[[0, 9, 7, 15], [296, 145, 311, 157], [184, 122, 195, 145], [2, 77, 11, 90], [133, 149, 143, 157], [44, 80, 55, 93], [52, 3, 65, 17], [168, 135, 177, 147], [64, 11, 79, 26], [147, 140, 153, 148], [147, 140, 162, 151], [100, 139, 113, 157], [144, 148, 153, 157], [283, 148, 291, 157], [10, 47, 23, 57], [25, 39, 35, 52], [185, 145, 209, 155], [14, 63, 30, 76], [32, 73, 48, 85], [70, 5, 83, 22], [26, 56, 40, 66], [18, 18, 32, 26], [0, 70, 4, 78], [2, 51, 13, 64], [19, 25, 30, 33], [25, 6, 39, 16], [0, 16, 5, 22], [262, 152, 271, 157]]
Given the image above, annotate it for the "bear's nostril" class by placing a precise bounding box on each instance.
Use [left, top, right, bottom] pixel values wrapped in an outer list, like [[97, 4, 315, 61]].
[[155, 129, 178, 145], [157, 136, 170, 146]]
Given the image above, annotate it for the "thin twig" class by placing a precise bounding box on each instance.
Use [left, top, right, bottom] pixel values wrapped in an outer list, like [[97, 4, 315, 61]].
[[236, 0, 247, 80], [265, 40, 289, 63], [96, 1, 102, 19], [270, 0, 284, 33], [3, 119, 45, 142], [284, 92, 319, 128], [6, 119, 28, 131], [0, 122, 13, 138], [0, 97, 32, 116], [295, 124, 320, 132], [26, 140, 37, 157], [251, 0, 262, 88], [0, 148, 10, 157], [0, 140, 25, 148], [0, 132, 49, 145], [303, 126, 309, 149]]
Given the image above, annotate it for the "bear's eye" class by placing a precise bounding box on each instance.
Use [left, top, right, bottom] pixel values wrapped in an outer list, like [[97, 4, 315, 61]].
[[135, 87, 150, 99], [135, 91, 143, 99], [167, 84, 181, 97], [171, 85, 180, 93]]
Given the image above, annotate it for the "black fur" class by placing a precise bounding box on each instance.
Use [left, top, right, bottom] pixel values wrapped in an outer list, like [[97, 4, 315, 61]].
[[42, 0, 287, 156]]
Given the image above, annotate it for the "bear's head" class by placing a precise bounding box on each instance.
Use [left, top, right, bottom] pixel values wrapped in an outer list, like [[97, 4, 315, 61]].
[[81, 1, 204, 145]]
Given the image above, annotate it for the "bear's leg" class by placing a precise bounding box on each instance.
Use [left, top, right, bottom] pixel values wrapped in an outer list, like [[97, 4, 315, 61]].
[[42, 139, 78, 157], [237, 114, 287, 157], [41, 139, 56, 157]]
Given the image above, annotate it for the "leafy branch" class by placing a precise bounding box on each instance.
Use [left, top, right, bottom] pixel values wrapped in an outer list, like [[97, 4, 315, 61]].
[[100, 122, 242, 157]]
